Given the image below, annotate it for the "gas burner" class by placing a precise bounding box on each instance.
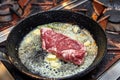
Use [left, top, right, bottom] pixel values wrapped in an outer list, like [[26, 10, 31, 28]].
[[0, 0, 23, 22], [104, 10, 120, 23], [0, 0, 31, 30], [99, 0, 120, 10], [106, 22, 120, 32], [99, 0, 120, 23]]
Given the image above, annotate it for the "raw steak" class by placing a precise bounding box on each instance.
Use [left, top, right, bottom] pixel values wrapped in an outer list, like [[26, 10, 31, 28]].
[[41, 28, 86, 65]]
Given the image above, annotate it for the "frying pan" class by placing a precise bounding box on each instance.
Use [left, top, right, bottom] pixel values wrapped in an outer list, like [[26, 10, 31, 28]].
[[3, 10, 107, 80]]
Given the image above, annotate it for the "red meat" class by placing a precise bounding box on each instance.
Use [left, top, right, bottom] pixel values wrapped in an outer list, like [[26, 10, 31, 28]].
[[41, 28, 86, 65]]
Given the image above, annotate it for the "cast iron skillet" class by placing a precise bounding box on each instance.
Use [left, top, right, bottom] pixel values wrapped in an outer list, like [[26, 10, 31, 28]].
[[6, 10, 107, 80]]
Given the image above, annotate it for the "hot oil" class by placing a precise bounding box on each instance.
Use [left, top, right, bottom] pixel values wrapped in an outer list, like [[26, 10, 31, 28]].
[[18, 22, 98, 78]]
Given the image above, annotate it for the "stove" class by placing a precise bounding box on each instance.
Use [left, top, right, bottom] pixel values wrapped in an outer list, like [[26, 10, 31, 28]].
[[0, 0, 120, 80]]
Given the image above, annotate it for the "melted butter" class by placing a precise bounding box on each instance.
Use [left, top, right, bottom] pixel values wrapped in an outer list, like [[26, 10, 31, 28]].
[[33, 29, 40, 35], [50, 61, 61, 69], [84, 40, 91, 46], [44, 53, 61, 69], [25, 37, 32, 43]]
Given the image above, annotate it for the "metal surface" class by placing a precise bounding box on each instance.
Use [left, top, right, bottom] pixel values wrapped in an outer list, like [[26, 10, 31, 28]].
[[62, 0, 89, 10], [0, 61, 14, 80], [0, 26, 13, 43], [98, 59, 120, 80], [50, 0, 78, 10]]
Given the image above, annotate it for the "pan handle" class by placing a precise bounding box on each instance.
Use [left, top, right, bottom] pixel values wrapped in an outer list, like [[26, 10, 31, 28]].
[[0, 51, 9, 62], [0, 44, 15, 80], [0, 42, 9, 62]]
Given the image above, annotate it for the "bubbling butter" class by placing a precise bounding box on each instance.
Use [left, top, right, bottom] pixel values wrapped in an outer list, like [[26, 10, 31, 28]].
[[18, 22, 98, 78], [44, 53, 61, 69]]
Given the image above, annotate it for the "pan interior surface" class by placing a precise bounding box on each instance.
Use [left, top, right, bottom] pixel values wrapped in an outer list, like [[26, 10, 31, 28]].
[[18, 22, 98, 78]]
